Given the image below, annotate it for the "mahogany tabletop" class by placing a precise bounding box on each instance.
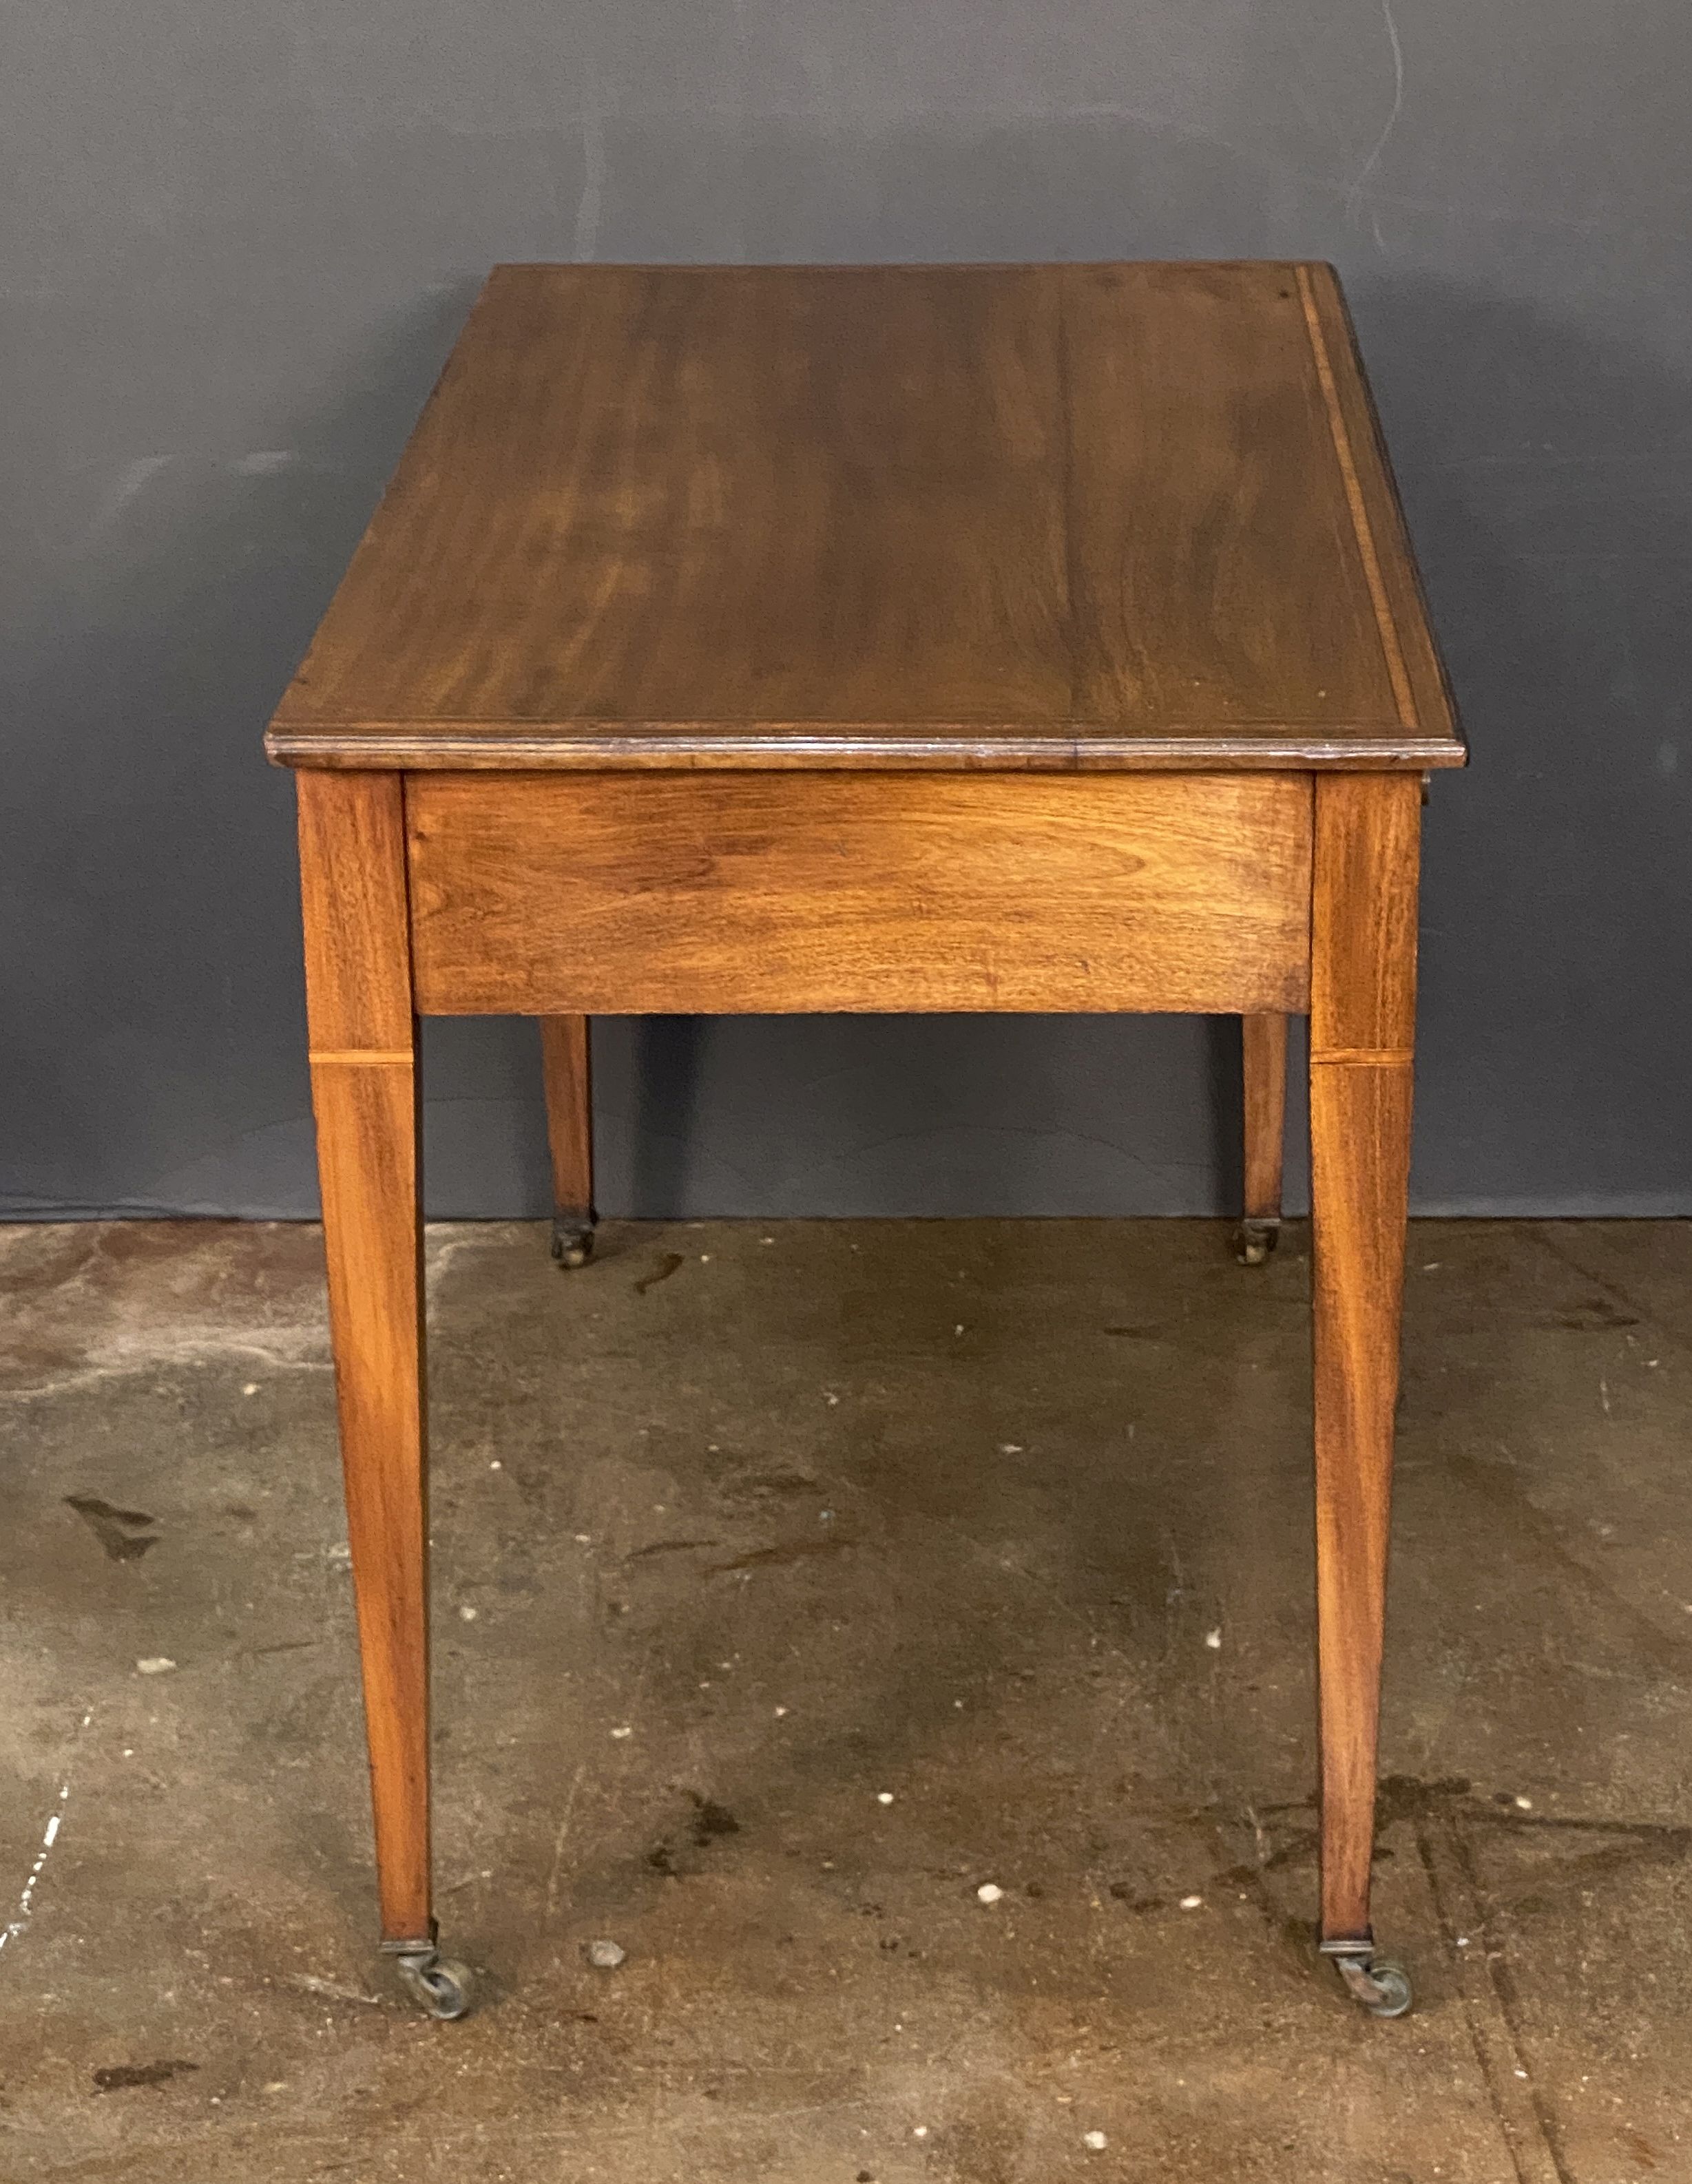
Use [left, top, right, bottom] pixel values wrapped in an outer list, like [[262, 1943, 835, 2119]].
[[266, 260, 1463, 777]]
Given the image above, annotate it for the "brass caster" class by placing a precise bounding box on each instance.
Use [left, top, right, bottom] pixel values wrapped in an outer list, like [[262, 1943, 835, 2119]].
[[551, 1217, 595, 1270], [1235, 1217, 1280, 1267], [1322, 1939, 1413, 2019], [384, 1935, 474, 2020]]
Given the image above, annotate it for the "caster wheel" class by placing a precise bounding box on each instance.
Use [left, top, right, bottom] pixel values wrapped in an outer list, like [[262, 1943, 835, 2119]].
[[1330, 1950, 1413, 2019], [1235, 1219, 1279, 1267], [391, 1946, 474, 2020], [551, 1218, 595, 1270]]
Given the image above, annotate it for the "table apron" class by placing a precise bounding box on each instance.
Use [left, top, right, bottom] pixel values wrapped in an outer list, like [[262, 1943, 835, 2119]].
[[404, 770, 1313, 1016]]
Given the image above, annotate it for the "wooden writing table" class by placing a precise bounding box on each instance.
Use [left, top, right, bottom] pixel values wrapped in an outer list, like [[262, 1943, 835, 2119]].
[[267, 262, 1464, 2022]]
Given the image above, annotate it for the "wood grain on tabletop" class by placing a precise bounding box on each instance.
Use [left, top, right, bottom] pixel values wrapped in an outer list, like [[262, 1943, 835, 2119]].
[[266, 262, 1463, 774]]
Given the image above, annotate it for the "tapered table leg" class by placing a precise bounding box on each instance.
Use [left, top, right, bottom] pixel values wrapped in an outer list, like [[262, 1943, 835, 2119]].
[[540, 1014, 596, 1268], [1238, 1012, 1288, 1263], [297, 770, 469, 2019], [1308, 773, 1420, 2018]]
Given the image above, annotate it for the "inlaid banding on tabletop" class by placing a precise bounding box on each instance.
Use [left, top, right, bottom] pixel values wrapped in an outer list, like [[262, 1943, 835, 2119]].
[[1295, 264, 1417, 734], [1310, 1047, 1415, 1069], [309, 1049, 415, 1068]]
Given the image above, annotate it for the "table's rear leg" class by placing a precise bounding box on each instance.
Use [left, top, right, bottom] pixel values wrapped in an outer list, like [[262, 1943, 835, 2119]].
[[1308, 775, 1420, 2019], [540, 1014, 596, 1268], [1237, 1012, 1288, 1263], [297, 770, 470, 2021]]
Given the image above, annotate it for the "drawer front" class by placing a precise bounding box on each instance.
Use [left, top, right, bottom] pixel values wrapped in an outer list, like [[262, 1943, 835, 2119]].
[[406, 771, 1313, 1015]]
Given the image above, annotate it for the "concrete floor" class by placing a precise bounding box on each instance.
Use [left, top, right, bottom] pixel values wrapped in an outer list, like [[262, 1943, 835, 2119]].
[[1, 1217, 1689, 2182]]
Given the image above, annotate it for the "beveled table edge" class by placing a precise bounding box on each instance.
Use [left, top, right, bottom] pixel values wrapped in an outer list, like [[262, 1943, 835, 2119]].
[[265, 726, 1468, 772]]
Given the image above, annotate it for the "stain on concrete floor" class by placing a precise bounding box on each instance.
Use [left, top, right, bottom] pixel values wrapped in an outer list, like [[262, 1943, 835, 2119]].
[[0, 1217, 1688, 2181]]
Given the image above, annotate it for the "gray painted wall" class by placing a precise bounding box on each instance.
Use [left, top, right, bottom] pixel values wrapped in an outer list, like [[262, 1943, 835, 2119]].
[[6, 3, 1689, 1221]]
